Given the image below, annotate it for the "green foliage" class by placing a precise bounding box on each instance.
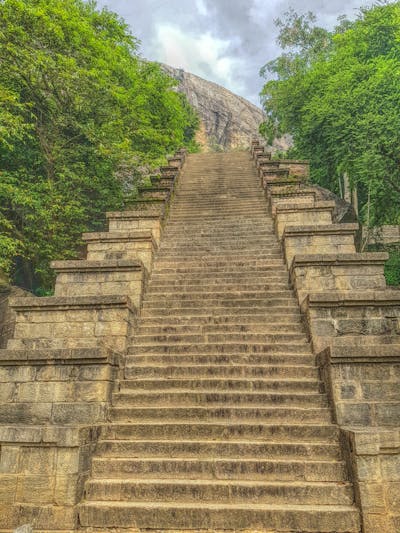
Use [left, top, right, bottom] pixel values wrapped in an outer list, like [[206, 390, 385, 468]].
[[384, 246, 400, 286], [0, 0, 198, 290], [260, 3, 400, 226]]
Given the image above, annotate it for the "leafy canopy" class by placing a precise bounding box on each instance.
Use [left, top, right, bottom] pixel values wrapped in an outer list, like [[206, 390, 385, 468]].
[[260, 2, 400, 227], [0, 0, 199, 290]]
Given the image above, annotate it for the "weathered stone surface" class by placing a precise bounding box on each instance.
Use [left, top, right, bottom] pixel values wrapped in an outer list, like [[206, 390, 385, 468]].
[[7, 295, 135, 352], [283, 224, 358, 267], [82, 231, 156, 273], [290, 252, 388, 304], [342, 429, 400, 533], [52, 259, 147, 308], [274, 201, 335, 239], [106, 211, 162, 241], [364, 225, 400, 245], [302, 290, 400, 353]]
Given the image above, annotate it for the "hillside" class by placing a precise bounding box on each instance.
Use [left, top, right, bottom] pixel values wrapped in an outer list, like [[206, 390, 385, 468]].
[[161, 64, 266, 150]]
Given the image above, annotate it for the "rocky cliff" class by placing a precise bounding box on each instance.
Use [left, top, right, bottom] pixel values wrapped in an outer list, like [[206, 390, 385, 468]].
[[161, 64, 265, 151]]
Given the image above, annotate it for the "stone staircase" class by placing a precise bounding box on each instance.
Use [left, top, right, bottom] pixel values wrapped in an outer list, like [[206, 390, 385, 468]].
[[79, 152, 361, 531]]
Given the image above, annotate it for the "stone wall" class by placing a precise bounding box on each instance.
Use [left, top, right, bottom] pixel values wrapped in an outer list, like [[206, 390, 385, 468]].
[[364, 225, 400, 245], [251, 140, 400, 533]]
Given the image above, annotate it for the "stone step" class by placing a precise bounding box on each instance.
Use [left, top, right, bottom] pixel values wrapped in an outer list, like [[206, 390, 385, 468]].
[[141, 306, 300, 324], [154, 255, 284, 263], [109, 406, 332, 423], [138, 314, 301, 326], [132, 332, 307, 344], [127, 342, 311, 355], [140, 310, 300, 320], [148, 277, 290, 286], [171, 202, 267, 209], [157, 246, 282, 253], [165, 220, 274, 227], [119, 378, 325, 392], [147, 282, 291, 291], [170, 210, 268, 216], [140, 309, 298, 318], [85, 478, 354, 506], [102, 422, 339, 442], [170, 206, 265, 210], [95, 439, 341, 460], [124, 364, 319, 379], [142, 300, 298, 310], [144, 290, 294, 301], [137, 323, 300, 335], [152, 262, 285, 271], [163, 227, 274, 233], [158, 247, 281, 254], [113, 391, 328, 407], [90, 456, 346, 481], [79, 501, 360, 531], [126, 354, 315, 366], [134, 329, 304, 342], [160, 233, 277, 240], [155, 254, 283, 261], [150, 270, 289, 280], [158, 242, 279, 250]]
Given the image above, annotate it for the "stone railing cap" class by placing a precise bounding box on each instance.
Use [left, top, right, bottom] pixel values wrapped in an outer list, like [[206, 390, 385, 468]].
[[127, 199, 166, 204], [264, 178, 305, 185], [275, 201, 336, 213], [284, 223, 359, 236], [106, 211, 162, 220], [10, 294, 135, 311], [341, 427, 400, 455], [270, 188, 317, 198], [160, 165, 179, 172], [276, 159, 310, 164], [291, 252, 389, 267], [0, 346, 119, 365], [51, 259, 145, 272], [306, 289, 400, 305], [81, 230, 155, 243], [262, 168, 289, 174], [138, 186, 171, 193], [0, 424, 103, 446], [317, 344, 400, 365]]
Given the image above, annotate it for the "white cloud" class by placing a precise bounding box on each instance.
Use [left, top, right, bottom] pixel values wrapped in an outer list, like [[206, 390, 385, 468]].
[[94, 0, 374, 106], [196, 0, 209, 16], [153, 24, 246, 95]]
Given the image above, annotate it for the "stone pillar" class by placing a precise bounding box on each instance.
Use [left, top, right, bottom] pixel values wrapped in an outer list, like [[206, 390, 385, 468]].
[[290, 252, 388, 305], [274, 201, 335, 239], [282, 223, 358, 266]]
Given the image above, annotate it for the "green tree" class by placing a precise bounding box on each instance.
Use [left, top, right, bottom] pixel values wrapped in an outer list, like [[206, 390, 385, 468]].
[[0, 0, 198, 290], [260, 2, 400, 227]]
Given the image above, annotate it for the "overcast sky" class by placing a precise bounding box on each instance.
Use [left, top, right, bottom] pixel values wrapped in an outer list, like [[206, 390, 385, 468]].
[[96, 0, 373, 106]]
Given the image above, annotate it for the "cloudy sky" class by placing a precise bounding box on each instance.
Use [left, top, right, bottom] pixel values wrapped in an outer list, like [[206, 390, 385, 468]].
[[96, 0, 373, 106]]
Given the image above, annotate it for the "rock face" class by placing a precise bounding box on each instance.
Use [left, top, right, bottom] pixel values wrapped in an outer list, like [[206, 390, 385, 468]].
[[161, 64, 265, 150]]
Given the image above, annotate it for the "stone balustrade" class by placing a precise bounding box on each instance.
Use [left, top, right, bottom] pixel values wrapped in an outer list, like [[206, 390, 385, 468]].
[[251, 146, 400, 532], [290, 253, 388, 305], [341, 427, 400, 532], [0, 148, 186, 531], [282, 223, 359, 266], [82, 230, 157, 272], [52, 260, 147, 308], [274, 201, 335, 239]]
